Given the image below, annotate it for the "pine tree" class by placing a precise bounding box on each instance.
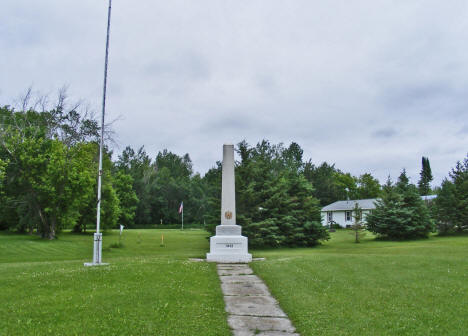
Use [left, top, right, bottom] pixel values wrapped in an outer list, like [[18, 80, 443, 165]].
[[435, 155, 468, 233], [367, 174, 433, 239], [400, 183, 434, 238], [366, 178, 408, 239], [418, 157, 433, 195], [449, 157, 468, 232], [434, 179, 457, 234], [234, 140, 329, 247], [351, 203, 366, 243], [396, 169, 409, 191]]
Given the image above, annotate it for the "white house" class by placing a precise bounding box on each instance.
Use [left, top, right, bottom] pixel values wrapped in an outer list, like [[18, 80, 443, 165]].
[[321, 195, 437, 228], [321, 199, 377, 228], [421, 195, 437, 202]]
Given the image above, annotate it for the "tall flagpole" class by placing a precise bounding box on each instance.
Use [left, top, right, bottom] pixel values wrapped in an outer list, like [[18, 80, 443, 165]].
[[85, 0, 112, 266], [182, 204, 184, 230]]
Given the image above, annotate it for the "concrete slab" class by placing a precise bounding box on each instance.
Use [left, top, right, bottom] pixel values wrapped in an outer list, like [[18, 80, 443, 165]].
[[232, 331, 253, 336], [218, 263, 249, 267], [219, 275, 263, 284], [221, 282, 271, 296], [224, 296, 286, 317], [218, 268, 254, 276], [217, 264, 249, 270], [228, 316, 296, 333], [216, 262, 299, 335], [232, 331, 299, 336], [257, 332, 300, 336]]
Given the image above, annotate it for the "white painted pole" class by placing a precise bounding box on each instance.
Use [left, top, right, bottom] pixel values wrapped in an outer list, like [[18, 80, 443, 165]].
[[97, 0, 112, 235], [85, 0, 112, 266]]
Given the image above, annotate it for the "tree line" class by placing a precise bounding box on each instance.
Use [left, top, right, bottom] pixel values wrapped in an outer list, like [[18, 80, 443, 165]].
[[0, 101, 137, 239], [355, 156, 467, 240], [1, 100, 467, 244]]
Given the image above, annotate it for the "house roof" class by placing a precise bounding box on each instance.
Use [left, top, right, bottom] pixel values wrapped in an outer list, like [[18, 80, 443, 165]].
[[321, 195, 438, 212], [321, 199, 378, 212]]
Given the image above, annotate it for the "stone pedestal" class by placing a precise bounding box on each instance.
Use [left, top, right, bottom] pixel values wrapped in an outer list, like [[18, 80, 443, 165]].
[[207, 144, 252, 263], [207, 224, 251, 263]]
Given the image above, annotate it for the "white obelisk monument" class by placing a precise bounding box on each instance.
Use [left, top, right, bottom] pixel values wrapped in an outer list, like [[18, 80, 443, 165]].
[[207, 144, 252, 263]]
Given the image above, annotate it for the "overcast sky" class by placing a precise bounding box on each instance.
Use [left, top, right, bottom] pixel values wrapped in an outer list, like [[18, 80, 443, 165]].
[[1, 1, 467, 186]]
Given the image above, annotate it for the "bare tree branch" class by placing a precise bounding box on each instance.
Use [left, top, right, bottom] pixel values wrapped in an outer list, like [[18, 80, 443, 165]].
[[18, 86, 33, 112]]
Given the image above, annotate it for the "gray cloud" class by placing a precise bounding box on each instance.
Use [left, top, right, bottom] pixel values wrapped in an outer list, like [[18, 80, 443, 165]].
[[372, 128, 398, 139], [142, 52, 210, 81], [1, 0, 468, 185]]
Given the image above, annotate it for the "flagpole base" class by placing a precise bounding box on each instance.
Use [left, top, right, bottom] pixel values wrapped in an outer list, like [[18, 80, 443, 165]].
[[84, 262, 109, 267], [84, 233, 109, 267]]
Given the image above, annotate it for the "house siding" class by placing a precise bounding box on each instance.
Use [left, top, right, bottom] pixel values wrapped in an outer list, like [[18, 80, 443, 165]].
[[321, 210, 371, 228]]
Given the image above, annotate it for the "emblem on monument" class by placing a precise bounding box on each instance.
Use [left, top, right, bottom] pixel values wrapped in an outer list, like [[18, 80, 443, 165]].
[[225, 211, 233, 220]]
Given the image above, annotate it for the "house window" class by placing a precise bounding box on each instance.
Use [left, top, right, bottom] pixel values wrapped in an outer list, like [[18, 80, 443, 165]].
[[327, 212, 333, 222], [345, 211, 352, 221]]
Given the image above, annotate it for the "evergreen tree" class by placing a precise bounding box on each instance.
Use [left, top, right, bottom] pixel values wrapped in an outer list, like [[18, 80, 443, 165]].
[[400, 181, 434, 238], [367, 175, 433, 239], [232, 140, 328, 247], [396, 169, 409, 191], [351, 203, 366, 243], [434, 179, 457, 234], [202, 162, 222, 227], [366, 178, 408, 239], [418, 156, 433, 195], [435, 155, 468, 233]]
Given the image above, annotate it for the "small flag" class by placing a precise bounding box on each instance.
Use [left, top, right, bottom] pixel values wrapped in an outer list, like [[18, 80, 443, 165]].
[[120, 225, 124, 235], [178, 201, 183, 214]]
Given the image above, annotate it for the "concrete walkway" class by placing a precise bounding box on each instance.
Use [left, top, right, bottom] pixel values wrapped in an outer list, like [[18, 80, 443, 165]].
[[217, 264, 299, 336]]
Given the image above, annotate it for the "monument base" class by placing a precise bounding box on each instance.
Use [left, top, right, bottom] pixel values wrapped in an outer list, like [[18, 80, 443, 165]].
[[206, 235, 252, 263]]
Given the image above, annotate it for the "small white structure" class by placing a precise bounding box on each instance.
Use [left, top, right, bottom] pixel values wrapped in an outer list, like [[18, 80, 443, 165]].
[[321, 195, 438, 228], [321, 199, 377, 228], [421, 195, 437, 202], [206, 144, 252, 263]]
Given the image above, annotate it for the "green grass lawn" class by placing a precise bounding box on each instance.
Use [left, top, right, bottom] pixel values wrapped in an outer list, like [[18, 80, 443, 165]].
[[2, 229, 467, 335], [0, 229, 231, 336], [251, 230, 468, 336]]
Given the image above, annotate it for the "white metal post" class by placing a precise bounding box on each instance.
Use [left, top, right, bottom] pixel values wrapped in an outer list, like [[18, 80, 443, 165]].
[[85, 0, 112, 266]]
